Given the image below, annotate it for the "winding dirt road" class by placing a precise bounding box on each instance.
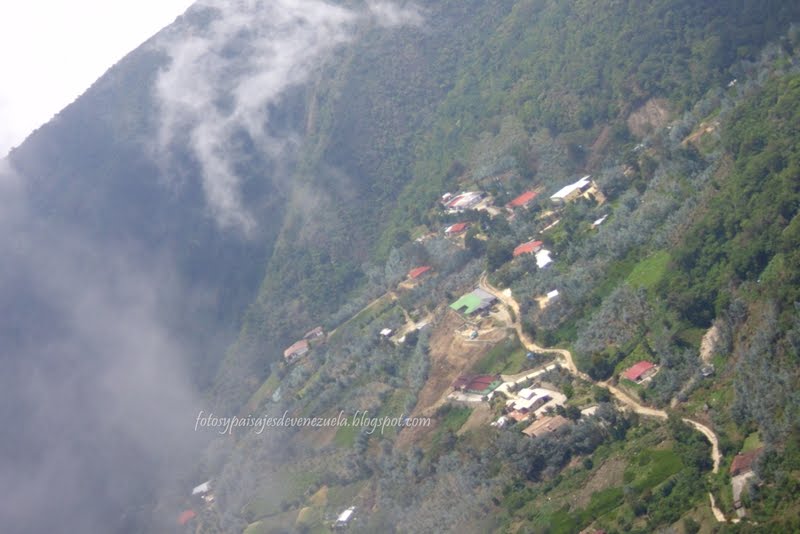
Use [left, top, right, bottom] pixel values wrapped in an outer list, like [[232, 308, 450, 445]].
[[477, 273, 726, 520]]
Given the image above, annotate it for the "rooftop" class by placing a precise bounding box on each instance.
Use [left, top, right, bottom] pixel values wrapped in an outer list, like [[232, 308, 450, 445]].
[[445, 222, 469, 234], [513, 240, 543, 257], [507, 190, 538, 208], [450, 288, 496, 315], [730, 448, 763, 475], [522, 415, 571, 438], [550, 175, 591, 201], [622, 361, 656, 381], [408, 265, 432, 279], [283, 339, 310, 359]]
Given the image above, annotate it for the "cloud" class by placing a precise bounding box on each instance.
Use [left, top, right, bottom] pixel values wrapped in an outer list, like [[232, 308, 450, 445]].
[[367, 0, 425, 27], [0, 161, 205, 533], [153, 0, 423, 234]]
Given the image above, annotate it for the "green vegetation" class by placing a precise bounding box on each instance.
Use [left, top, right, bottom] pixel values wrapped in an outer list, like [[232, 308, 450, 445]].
[[627, 251, 671, 291], [471, 334, 530, 375]]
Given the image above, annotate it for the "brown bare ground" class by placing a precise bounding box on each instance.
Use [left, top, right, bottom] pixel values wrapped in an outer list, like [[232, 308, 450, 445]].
[[627, 98, 670, 138], [394, 309, 508, 448]]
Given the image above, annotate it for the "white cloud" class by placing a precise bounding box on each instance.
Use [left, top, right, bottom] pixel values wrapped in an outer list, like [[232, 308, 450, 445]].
[[154, 0, 424, 234]]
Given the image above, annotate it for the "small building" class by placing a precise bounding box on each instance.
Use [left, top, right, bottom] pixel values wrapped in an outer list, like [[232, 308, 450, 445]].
[[453, 374, 503, 395], [509, 388, 565, 415], [303, 326, 325, 340], [507, 190, 539, 209], [444, 191, 483, 211], [537, 289, 560, 309], [591, 215, 608, 228], [513, 240, 543, 257], [535, 249, 553, 269], [622, 361, 657, 383], [408, 266, 432, 280], [522, 415, 571, 438], [449, 288, 497, 315], [550, 175, 593, 204], [379, 328, 393, 337], [284, 339, 310, 363], [507, 410, 531, 423], [445, 222, 470, 236], [178, 510, 196, 526], [192, 480, 212, 496], [730, 448, 763, 477], [700, 364, 715, 378], [335, 506, 356, 528]]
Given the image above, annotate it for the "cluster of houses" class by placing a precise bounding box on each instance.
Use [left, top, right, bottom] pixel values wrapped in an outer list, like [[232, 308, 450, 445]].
[[283, 326, 326, 364]]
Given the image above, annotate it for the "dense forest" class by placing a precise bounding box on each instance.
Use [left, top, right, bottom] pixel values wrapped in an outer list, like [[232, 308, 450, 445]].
[[2, 1, 800, 533]]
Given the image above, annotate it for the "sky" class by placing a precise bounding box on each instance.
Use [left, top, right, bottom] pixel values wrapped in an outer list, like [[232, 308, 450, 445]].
[[0, 0, 195, 156]]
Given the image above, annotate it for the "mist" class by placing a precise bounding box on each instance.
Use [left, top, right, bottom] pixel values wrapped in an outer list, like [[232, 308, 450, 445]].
[[0, 160, 205, 532], [153, 0, 423, 234]]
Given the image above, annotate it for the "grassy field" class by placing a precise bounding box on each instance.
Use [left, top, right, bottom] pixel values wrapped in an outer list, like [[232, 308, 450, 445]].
[[247, 371, 281, 410], [627, 250, 670, 290], [624, 448, 684, 491], [743, 431, 763, 452], [471, 334, 530, 375]]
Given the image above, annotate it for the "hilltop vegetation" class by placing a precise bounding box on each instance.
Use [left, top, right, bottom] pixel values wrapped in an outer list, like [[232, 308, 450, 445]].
[[4, 1, 800, 533]]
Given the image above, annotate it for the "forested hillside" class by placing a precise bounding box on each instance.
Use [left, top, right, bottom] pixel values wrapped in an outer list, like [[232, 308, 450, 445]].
[[1, 1, 800, 533]]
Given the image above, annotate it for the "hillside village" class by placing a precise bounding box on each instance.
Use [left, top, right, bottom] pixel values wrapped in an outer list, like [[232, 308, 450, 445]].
[[181, 165, 737, 533], [171, 19, 800, 534]]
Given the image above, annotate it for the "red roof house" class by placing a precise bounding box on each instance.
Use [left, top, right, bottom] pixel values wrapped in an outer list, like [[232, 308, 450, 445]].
[[507, 190, 539, 209], [622, 361, 657, 382], [453, 374, 502, 395], [445, 222, 469, 235], [513, 240, 543, 257], [178, 510, 196, 526], [283, 339, 310, 362], [730, 448, 763, 476], [408, 266, 432, 279]]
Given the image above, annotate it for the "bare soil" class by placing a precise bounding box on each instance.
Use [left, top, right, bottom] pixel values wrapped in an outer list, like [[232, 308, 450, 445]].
[[627, 98, 670, 138]]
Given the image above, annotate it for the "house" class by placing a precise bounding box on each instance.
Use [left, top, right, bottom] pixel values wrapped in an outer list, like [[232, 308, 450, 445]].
[[591, 215, 608, 228], [284, 339, 310, 363], [550, 175, 593, 204], [444, 191, 483, 211], [408, 265, 432, 280], [303, 326, 324, 340], [178, 510, 196, 526], [509, 388, 566, 415], [335, 506, 356, 528], [449, 288, 497, 315], [507, 410, 531, 423], [453, 374, 503, 395], [513, 240, 543, 257], [538, 289, 560, 309], [522, 415, 571, 438], [445, 222, 470, 236], [621, 361, 657, 383], [507, 190, 538, 209], [192, 480, 212, 496], [730, 448, 763, 477], [535, 249, 553, 268]]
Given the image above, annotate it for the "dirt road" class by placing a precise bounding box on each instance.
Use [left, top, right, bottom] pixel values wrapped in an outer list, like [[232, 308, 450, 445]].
[[478, 273, 726, 520]]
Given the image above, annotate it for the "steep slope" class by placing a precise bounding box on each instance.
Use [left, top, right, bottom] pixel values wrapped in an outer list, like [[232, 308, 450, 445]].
[[1, 1, 799, 533]]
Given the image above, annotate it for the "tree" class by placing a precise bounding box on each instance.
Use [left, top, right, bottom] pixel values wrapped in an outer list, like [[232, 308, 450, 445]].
[[486, 239, 513, 271]]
